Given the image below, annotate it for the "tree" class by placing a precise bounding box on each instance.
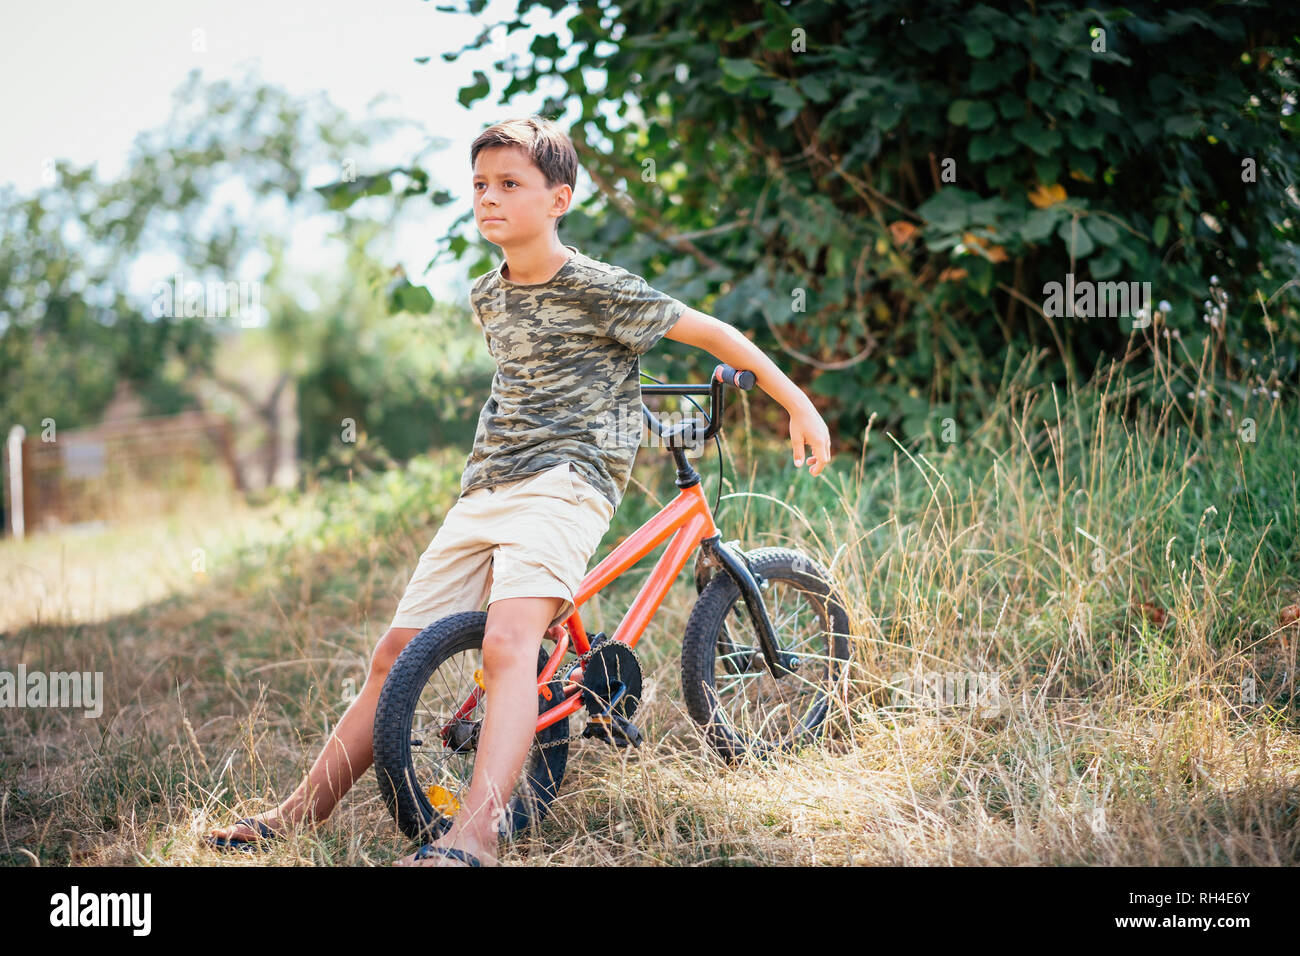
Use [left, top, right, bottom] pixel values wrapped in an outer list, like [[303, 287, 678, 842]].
[[348, 0, 1299, 445], [1, 65, 407, 472]]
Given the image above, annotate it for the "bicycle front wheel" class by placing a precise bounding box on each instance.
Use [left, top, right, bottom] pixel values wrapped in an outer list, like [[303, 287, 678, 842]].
[[681, 547, 851, 762]]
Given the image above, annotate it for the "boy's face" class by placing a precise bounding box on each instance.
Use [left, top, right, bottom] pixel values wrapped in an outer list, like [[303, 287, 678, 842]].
[[472, 145, 571, 245]]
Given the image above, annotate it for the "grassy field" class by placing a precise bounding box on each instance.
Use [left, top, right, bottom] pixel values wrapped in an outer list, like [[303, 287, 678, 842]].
[[2, 357, 1298, 866]]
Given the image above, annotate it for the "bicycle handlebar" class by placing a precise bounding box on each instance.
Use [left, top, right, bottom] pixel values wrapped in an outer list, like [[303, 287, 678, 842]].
[[640, 364, 757, 447], [714, 364, 756, 391]]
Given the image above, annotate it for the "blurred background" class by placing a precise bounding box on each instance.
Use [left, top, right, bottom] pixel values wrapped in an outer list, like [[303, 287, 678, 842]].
[[3, 1, 1296, 548], [2, 1, 1298, 867]]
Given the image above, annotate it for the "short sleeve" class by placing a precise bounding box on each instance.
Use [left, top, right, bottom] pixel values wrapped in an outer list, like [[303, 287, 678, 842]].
[[606, 272, 686, 355], [468, 289, 483, 329]]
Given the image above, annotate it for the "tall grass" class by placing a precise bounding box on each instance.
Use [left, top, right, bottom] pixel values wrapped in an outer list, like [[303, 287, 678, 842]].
[[2, 349, 1297, 866]]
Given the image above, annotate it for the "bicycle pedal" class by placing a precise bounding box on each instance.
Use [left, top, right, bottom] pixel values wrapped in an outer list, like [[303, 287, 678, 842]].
[[583, 712, 643, 748]]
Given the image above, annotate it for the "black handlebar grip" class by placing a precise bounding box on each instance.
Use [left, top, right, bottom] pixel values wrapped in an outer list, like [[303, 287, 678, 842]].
[[716, 364, 757, 390]]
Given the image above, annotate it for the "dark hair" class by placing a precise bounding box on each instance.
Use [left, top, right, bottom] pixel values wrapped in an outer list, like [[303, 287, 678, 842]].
[[471, 116, 578, 231]]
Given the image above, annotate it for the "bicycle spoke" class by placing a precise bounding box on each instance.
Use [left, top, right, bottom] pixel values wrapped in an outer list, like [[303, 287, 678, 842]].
[[710, 576, 841, 748], [408, 647, 557, 821]]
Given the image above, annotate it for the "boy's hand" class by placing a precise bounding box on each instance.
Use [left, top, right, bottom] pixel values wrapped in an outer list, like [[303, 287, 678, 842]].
[[789, 402, 832, 476]]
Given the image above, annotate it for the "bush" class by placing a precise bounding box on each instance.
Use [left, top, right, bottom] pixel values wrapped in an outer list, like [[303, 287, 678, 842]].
[[403, 0, 1300, 447]]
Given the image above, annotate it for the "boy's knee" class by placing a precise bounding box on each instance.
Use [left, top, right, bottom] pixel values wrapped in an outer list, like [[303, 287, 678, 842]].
[[369, 626, 419, 679], [481, 624, 537, 675]]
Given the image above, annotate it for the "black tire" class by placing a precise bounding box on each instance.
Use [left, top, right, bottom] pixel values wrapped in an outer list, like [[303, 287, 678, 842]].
[[681, 547, 851, 762], [372, 611, 570, 843]]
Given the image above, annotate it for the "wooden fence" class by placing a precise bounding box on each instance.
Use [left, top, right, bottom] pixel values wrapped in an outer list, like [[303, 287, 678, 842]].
[[2, 411, 244, 537]]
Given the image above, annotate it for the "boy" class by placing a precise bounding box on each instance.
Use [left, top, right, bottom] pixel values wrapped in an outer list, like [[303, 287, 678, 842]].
[[208, 116, 832, 866]]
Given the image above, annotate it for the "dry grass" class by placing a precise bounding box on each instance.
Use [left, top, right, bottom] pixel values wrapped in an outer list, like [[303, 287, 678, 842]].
[[0, 475, 296, 634], [2, 359, 1298, 867]]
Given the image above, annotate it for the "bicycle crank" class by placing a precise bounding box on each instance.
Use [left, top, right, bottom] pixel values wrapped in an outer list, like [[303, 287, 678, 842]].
[[578, 639, 644, 749]]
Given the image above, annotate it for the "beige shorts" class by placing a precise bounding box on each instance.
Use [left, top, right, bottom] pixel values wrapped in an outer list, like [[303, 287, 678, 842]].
[[389, 461, 615, 632]]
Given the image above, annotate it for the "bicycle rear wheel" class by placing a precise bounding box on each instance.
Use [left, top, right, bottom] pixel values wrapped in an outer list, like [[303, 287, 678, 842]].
[[372, 611, 570, 842], [681, 547, 851, 762]]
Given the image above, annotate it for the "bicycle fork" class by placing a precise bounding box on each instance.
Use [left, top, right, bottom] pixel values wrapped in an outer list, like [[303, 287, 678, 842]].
[[697, 534, 800, 680]]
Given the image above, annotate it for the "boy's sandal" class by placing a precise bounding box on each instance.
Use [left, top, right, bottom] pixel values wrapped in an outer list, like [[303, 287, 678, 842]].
[[205, 817, 281, 853], [412, 844, 482, 867]]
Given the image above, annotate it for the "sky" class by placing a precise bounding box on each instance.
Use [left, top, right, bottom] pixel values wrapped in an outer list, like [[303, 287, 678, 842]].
[[1, 0, 588, 310]]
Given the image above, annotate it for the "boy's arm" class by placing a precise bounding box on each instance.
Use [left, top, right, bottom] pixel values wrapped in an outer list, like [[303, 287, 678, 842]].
[[663, 307, 833, 477]]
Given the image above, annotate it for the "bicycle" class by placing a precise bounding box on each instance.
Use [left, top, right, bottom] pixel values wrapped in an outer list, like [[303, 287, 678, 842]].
[[372, 364, 851, 843]]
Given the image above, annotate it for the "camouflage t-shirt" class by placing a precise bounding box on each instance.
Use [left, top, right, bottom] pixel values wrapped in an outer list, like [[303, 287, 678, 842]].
[[459, 243, 687, 512]]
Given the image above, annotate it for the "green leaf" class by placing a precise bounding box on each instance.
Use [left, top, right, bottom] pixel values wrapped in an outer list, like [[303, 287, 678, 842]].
[[1094, 96, 1122, 117], [876, 102, 903, 131], [1132, 120, 1160, 144], [968, 196, 1014, 225], [948, 99, 973, 126], [769, 81, 806, 111], [1164, 115, 1202, 137], [530, 34, 562, 59], [1020, 208, 1061, 243], [966, 256, 994, 295], [1153, 214, 1170, 246], [969, 133, 1012, 162], [760, 27, 793, 53], [1013, 121, 1063, 156], [967, 101, 997, 130], [1027, 79, 1053, 107], [388, 280, 434, 315], [1057, 218, 1096, 258], [1062, 51, 1089, 78], [1084, 216, 1119, 245], [918, 187, 974, 232], [719, 72, 750, 95], [723, 20, 764, 42], [1069, 125, 1105, 150], [997, 91, 1023, 119], [316, 170, 398, 211], [1090, 253, 1121, 279], [970, 59, 1006, 92], [799, 75, 832, 103], [720, 58, 763, 81], [986, 163, 1018, 191], [827, 245, 847, 277], [457, 70, 490, 108], [965, 30, 995, 59], [1031, 44, 1057, 72], [1059, 88, 1084, 117]]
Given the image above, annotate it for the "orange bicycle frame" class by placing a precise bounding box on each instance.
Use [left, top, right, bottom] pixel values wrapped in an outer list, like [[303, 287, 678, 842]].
[[530, 478, 719, 732]]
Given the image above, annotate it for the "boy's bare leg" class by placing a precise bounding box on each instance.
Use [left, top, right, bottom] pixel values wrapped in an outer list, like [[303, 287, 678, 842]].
[[208, 624, 423, 842], [395, 594, 562, 867]]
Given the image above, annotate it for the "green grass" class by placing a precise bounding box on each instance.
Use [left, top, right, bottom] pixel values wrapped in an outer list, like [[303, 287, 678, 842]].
[[1, 353, 1298, 866]]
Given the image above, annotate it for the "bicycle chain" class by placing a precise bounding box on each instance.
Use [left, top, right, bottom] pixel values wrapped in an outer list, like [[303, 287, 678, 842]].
[[534, 638, 643, 753]]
